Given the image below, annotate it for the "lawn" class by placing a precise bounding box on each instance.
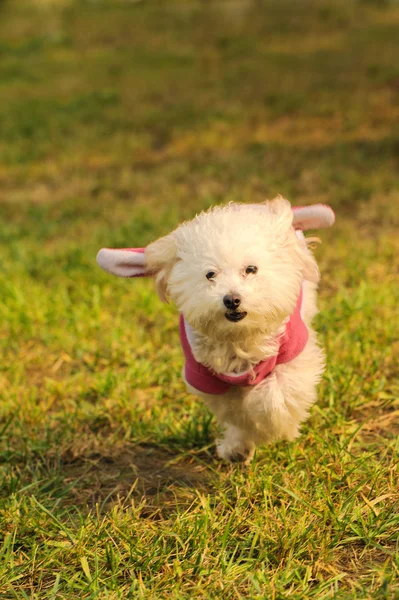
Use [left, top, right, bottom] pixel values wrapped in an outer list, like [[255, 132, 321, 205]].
[[0, 0, 398, 597]]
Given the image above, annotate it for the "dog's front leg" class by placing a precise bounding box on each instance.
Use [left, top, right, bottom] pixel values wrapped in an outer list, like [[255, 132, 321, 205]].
[[184, 379, 255, 463], [201, 390, 256, 463], [216, 424, 255, 464]]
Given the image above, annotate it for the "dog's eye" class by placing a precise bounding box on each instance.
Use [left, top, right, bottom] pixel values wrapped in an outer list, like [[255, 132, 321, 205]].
[[206, 271, 216, 280], [245, 265, 258, 275]]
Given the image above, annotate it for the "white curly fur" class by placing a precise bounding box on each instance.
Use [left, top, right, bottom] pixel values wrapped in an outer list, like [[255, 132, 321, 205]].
[[143, 197, 326, 463]]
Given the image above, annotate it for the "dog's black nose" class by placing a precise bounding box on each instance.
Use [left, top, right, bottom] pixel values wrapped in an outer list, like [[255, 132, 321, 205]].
[[223, 294, 241, 310]]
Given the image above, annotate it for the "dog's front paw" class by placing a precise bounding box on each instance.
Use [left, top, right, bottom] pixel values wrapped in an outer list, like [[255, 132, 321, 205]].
[[216, 438, 255, 464]]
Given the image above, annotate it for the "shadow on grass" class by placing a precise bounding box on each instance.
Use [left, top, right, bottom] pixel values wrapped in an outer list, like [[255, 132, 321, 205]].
[[57, 442, 215, 513], [0, 409, 219, 515]]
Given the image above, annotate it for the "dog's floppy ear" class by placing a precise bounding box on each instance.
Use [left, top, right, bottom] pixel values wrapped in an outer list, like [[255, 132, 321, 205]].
[[294, 231, 320, 283], [96, 247, 147, 277], [145, 234, 178, 302], [299, 248, 320, 283], [291, 203, 334, 282]]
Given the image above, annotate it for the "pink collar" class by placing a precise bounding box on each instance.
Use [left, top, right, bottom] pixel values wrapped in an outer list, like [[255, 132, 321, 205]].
[[180, 290, 308, 395]]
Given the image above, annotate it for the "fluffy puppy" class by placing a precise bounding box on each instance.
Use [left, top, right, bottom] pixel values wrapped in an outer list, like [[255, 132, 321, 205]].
[[97, 198, 334, 463]]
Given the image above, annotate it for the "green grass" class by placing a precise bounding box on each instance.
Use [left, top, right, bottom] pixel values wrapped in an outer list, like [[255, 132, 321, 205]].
[[0, 0, 399, 597]]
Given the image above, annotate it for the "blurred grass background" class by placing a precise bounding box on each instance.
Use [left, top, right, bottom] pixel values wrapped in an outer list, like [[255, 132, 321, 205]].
[[0, 0, 398, 598]]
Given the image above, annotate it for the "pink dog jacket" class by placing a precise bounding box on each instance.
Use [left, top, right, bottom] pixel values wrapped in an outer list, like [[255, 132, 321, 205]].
[[180, 290, 308, 395]]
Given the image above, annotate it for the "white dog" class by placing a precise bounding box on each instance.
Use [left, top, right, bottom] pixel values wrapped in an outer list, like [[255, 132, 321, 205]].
[[97, 198, 334, 463]]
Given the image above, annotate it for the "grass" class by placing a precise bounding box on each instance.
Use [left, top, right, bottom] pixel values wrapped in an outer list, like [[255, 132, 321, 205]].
[[0, 0, 398, 597]]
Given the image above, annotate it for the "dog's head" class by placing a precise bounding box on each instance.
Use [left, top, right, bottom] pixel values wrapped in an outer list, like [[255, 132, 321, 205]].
[[97, 198, 334, 335]]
